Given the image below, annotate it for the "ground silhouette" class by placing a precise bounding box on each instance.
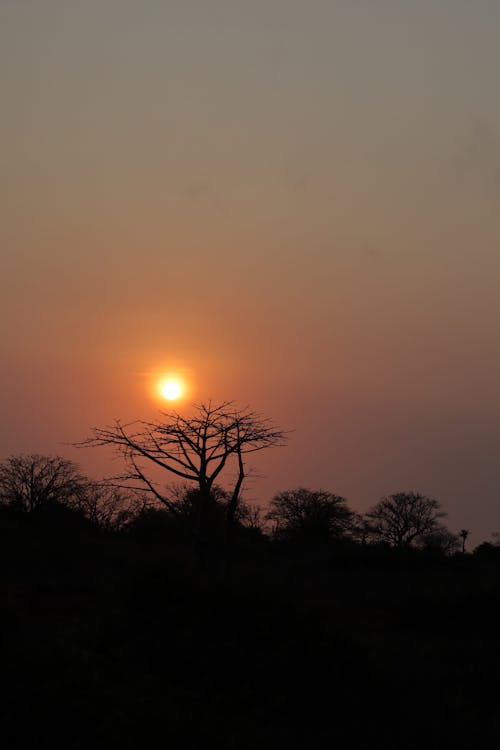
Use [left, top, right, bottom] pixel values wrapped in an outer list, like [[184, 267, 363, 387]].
[[1, 453, 499, 748]]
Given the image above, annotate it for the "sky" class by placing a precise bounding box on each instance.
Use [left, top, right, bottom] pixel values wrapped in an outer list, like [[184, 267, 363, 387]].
[[1, 0, 500, 544]]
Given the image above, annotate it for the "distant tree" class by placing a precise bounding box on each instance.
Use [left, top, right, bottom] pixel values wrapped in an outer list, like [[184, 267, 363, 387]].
[[459, 529, 470, 554], [78, 401, 286, 551], [266, 488, 357, 543], [236, 501, 265, 535], [417, 524, 460, 555], [0, 454, 86, 513], [365, 492, 445, 549], [70, 482, 148, 532], [472, 541, 500, 561]]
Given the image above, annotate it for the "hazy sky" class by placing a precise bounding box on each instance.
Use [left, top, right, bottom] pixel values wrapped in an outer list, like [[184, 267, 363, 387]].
[[2, 1, 500, 543]]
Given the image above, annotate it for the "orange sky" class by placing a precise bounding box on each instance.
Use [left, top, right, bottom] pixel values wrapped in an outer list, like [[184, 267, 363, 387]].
[[2, 1, 500, 543]]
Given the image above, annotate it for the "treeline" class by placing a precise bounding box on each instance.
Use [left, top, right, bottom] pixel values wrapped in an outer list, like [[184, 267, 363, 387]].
[[3, 452, 500, 748], [2, 452, 498, 563]]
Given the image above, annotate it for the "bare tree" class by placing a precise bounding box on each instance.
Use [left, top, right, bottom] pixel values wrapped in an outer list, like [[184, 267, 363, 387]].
[[70, 482, 148, 532], [266, 488, 357, 543], [77, 401, 286, 549], [0, 454, 86, 513], [236, 501, 265, 535], [364, 491, 445, 549]]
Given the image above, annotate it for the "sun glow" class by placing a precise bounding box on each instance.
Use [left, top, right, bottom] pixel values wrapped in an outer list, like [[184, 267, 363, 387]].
[[161, 380, 182, 401], [148, 367, 192, 405]]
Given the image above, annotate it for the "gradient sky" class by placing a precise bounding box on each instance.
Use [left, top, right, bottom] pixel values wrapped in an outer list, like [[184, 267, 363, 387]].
[[2, 1, 500, 544]]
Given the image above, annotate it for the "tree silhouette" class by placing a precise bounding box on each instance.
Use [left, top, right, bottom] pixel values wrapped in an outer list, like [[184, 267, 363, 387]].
[[127, 482, 265, 546], [417, 524, 459, 555], [0, 454, 86, 513], [459, 529, 469, 554], [365, 491, 445, 549], [78, 401, 285, 551], [163, 482, 263, 532], [266, 488, 357, 543], [70, 482, 147, 532]]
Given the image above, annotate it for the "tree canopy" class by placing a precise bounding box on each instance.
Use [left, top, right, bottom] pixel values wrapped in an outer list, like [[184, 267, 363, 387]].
[[365, 491, 445, 549], [79, 401, 286, 544], [0, 454, 85, 513], [266, 488, 357, 543]]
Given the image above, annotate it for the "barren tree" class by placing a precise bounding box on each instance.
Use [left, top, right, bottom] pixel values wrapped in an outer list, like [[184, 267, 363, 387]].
[[70, 482, 148, 532], [365, 491, 445, 549], [0, 454, 86, 513], [78, 401, 286, 550]]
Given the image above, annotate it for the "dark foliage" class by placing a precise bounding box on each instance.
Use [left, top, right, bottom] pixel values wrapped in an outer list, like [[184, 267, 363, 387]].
[[0, 453, 495, 747], [266, 487, 358, 543], [473, 541, 500, 561], [2, 506, 500, 749]]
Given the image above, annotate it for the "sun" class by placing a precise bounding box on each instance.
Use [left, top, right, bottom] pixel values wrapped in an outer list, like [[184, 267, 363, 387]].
[[149, 369, 191, 404], [161, 380, 182, 401]]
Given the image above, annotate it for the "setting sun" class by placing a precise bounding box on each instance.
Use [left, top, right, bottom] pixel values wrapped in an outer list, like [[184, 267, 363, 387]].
[[148, 368, 192, 405], [161, 380, 182, 401]]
